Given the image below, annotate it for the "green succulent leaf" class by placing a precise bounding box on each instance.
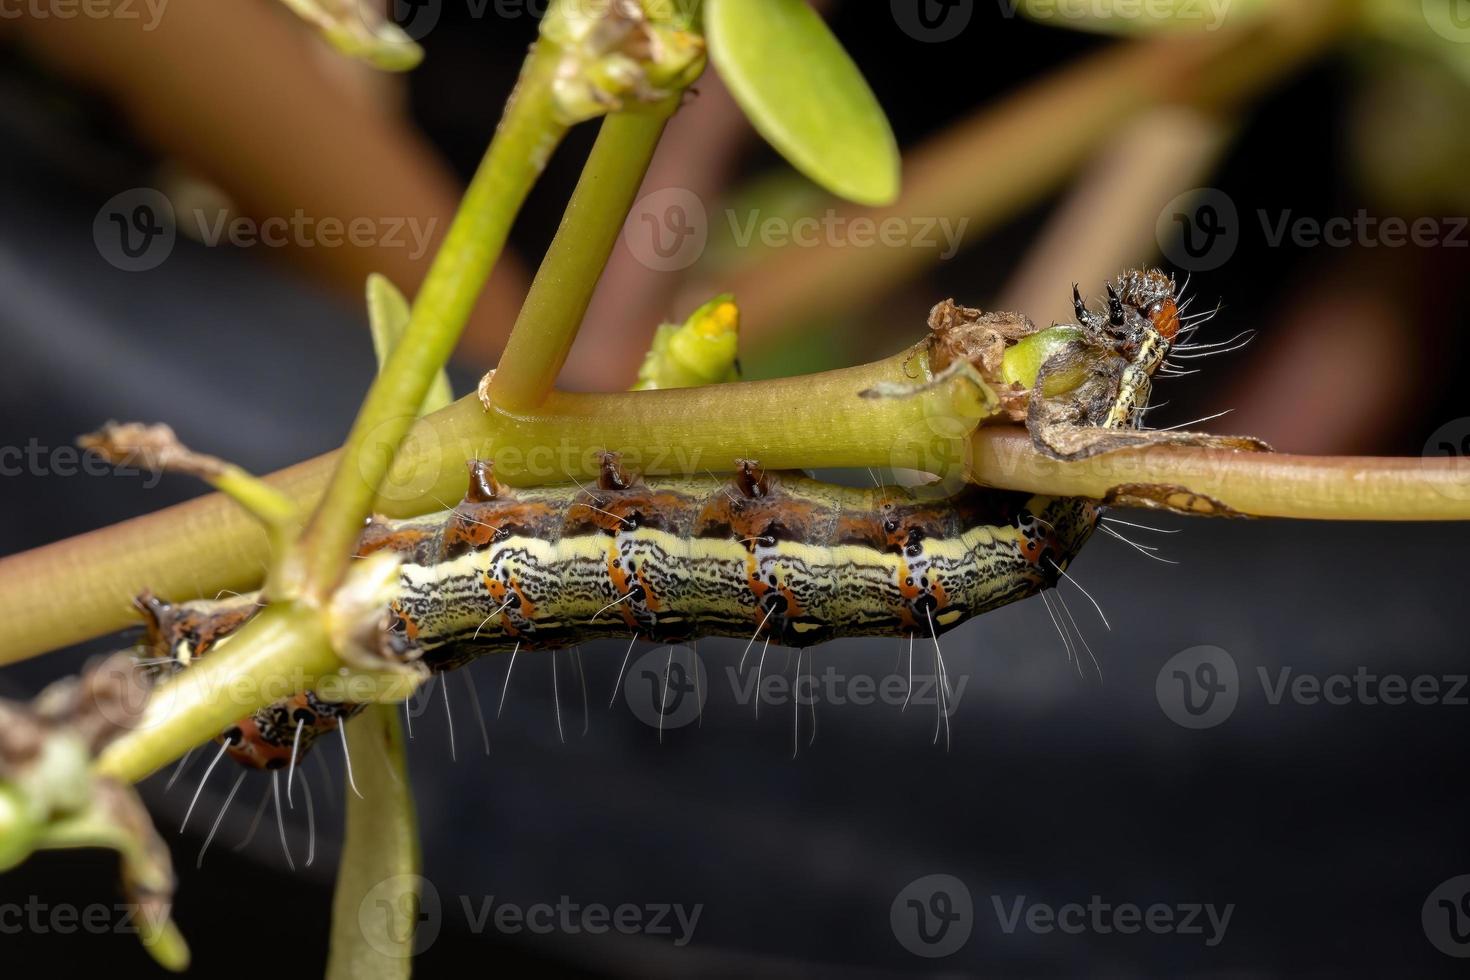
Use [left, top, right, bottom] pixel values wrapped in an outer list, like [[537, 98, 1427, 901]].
[[706, 0, 900, 206]]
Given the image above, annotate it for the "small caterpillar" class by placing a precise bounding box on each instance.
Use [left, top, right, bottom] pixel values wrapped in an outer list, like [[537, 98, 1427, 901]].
[[137, 269, 1226, 769]]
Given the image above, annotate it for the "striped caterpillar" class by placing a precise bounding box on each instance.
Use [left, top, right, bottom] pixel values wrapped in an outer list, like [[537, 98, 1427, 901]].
[[135, 269, 1255, 769]]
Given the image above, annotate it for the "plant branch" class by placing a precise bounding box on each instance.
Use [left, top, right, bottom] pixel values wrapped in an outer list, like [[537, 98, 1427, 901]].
[[9, 327, 1470, 669], [283, 43, 568, 601], [486, 103, 678, 413], [326, 705, 419, 979], [972, 428, 1470, 521]]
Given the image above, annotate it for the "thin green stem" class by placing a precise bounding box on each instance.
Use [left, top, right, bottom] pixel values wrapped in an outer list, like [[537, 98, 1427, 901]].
[[972, 428, 1470, 521], [487, 104, 677, 413], [94, 602, 338, 783], [285, 43, 568, 601], [326, 705, 419, 979]]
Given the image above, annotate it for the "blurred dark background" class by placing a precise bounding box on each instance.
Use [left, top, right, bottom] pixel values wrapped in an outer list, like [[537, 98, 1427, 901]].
[[1, 1, 1468, 976]]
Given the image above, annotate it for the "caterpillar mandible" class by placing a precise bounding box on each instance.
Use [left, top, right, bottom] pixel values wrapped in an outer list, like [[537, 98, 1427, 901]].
[[135, 269, 1251, 770]]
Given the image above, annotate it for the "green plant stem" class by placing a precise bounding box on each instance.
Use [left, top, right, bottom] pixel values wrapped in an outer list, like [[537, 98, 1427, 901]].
[[284, 42, 568, 602], [487, 104, 677, 413], [94, 602, 338, 783], [326, 705, 419, 979], [8, 337, 1470, 668], [972, 428, 1470, 521], [0, 349, 940, 664]]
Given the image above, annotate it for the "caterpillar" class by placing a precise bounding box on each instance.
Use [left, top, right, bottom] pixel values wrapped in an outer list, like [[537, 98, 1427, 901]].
[[135, 269, 1239, 770]]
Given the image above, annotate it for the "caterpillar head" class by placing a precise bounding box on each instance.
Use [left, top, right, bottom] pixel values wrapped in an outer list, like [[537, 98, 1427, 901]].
[[1071, 268, 1179, 367]]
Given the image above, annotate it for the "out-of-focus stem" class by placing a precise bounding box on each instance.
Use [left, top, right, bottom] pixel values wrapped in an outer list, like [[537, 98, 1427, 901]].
[[998, 106, 1231, 325], [708, 0, 1352, 350]]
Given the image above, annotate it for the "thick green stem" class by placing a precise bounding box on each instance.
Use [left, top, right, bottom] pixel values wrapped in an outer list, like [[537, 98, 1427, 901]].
[[285, 44, 568, 601], [0, 349, 944, 663], [487, 104, 676, 413]]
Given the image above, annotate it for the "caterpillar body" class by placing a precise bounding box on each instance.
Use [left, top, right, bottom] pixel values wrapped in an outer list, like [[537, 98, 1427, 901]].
[[137, 268, 1212, 769]]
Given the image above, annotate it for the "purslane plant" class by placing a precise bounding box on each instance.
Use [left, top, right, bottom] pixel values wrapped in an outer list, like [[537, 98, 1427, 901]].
[[0, 1, 1467, 973]]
